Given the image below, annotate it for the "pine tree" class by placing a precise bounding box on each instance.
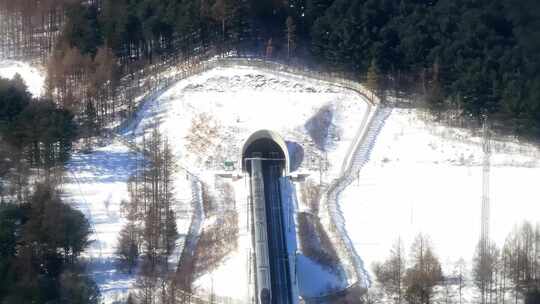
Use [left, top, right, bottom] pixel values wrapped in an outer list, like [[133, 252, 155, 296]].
[[212, 0, 233, 40], [228, 0, 251, 50], [135, 264, 157, 304], [305, 0, 334, 27], [164, 209, 178, 256]]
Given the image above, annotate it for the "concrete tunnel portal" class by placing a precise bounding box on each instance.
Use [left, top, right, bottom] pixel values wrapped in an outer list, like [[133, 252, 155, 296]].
[[241, 130, 290, 175]]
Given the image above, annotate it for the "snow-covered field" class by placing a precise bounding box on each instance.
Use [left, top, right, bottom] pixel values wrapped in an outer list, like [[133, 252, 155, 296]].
[[0, 60, 44, 96], [340, 108, 540, 290], [61, 140, 140, 303]]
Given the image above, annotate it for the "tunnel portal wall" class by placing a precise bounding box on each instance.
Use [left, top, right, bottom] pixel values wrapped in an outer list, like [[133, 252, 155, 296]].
[[242, 130, 290, 175]]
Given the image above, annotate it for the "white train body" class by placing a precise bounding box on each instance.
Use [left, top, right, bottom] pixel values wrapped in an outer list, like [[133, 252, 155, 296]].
[[251, 159, 272, 304], [250, 159, 272, 304]]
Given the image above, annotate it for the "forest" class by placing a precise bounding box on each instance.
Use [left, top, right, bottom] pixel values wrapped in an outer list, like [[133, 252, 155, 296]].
[[0, 75, 91, 303], [1, 0, 539, 139], [0, 183, 96, 303]]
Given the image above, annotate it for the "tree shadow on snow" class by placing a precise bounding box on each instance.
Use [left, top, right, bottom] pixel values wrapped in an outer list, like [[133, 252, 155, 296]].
[[66, 149, 139, 184]]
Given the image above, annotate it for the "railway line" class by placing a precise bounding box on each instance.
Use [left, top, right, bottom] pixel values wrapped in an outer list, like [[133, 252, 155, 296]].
[[248, 157, 295, 304]]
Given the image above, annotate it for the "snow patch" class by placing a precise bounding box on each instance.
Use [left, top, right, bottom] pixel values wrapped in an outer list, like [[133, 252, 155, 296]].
[[0, 60, 45, 97], [340, 108, 540, 290]]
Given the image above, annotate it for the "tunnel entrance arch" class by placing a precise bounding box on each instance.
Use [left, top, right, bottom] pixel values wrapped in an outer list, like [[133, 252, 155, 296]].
[[241, 130, 290, 175]]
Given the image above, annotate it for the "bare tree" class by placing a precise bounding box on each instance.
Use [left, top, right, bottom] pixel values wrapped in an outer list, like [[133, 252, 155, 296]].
[[135, 264, 157, 304], [285, 16, 296, 59], [117, 127, 178, 273], [373, 238, 406, 304], [142, 128, 178, 266], [117, 203, 141, 272], [453, 258, 467, 304], [404, 234, 443, 304], [473, 240, 499, 304], [503, 221, 540, 304], [366, 59, 380, 99]]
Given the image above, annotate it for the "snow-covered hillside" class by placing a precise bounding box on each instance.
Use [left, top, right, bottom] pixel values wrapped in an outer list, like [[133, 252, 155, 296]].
[[128, 66, 368, 178], [0, 60, 44, 96], [128, 66, 370, 301], [340, 108, 540, 291]]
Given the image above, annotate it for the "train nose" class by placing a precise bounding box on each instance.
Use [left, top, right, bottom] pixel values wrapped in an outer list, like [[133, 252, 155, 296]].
[[260, 288, 271, 304]]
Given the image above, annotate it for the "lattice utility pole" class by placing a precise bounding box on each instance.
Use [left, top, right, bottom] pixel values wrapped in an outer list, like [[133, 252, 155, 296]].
[[480, 115, 491, 255], [478, 114, 492, 304]]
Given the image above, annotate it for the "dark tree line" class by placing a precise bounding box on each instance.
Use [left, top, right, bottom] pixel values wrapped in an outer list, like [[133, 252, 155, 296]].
[[310, 0, 540, 138], [0, 75, 76, 202], [0, 74, 95, 303], [2, 0, 540, 140], [0, 0, 72, 60], [0, 183, 98, 304]]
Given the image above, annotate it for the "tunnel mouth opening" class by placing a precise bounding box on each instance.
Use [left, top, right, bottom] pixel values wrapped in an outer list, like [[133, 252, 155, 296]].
[[241, 130, 290, 175], [243, 138, 286, 174]]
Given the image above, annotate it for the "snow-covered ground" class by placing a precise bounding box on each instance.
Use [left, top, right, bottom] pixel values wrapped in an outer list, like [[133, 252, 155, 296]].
[[62, 137, 197, 304], [61, 140, 140, 303], [191, 176, 251, 302], [128, 66, 370, 301], [340, 108, 540, 294], [0, 60, 44, 96], [128, 66, 368, 179]]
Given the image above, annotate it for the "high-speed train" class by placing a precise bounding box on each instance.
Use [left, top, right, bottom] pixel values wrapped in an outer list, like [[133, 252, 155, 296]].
[[250, 158, 273, 304]]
